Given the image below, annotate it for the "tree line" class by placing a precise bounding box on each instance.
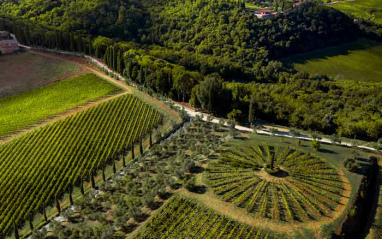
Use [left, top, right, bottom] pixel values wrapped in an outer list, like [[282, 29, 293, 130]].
[[1, 0, 381, 141]]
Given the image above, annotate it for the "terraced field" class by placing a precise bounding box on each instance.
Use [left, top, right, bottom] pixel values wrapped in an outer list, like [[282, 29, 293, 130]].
[[0, 95, 161, 236], [206, 143, 345, 222], [134, 195, 280, 239]]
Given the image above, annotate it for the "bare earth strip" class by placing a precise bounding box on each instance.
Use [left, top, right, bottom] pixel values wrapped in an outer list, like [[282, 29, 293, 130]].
[[0, 52, 89, 98]]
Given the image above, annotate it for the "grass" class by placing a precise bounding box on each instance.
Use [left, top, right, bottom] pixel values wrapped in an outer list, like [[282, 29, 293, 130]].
[[283, 39, 382, 82], [329, 0, 382, 24], [0, 52, 87, 99], [0, 73, 121, 137], [245, 2, 262, 10]]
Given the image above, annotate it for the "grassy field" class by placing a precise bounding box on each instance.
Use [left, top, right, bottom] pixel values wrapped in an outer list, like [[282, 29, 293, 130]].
[[0, 52, 88, 99], [284, 39, 382, 82], [245, 2, 262, 10], [330, 0, 382, 24], [0, 73, 120, 137]]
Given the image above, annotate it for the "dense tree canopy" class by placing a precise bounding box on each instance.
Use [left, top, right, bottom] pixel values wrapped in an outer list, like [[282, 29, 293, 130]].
[[0, 0, 148, 40], [0, 0, 381, 140]]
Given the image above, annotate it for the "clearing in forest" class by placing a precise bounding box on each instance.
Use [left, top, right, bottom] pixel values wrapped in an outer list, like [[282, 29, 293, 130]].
[[330, 0, 382, 24], [0, 73, 121, 137], [284, 39, 382, 82]]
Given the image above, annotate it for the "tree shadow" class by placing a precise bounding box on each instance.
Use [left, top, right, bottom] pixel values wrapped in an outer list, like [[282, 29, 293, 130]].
[[283, 39, 375, 70], [192, 166, 205, 174], [353, 162, 369, 176], [192, 185, 207, 194], [319, 148, 338, 154]]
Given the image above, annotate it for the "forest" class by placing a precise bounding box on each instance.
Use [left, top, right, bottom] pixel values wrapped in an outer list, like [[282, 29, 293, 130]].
[[0, 0, 381, 140]]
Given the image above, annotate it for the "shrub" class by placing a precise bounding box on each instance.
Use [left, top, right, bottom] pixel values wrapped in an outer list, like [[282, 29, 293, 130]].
[[344, 158, 358, 172], [311, 139, 321, 151]]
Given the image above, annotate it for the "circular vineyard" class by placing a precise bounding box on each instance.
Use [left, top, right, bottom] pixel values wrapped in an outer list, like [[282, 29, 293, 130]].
[[206, 143, 346, 222]]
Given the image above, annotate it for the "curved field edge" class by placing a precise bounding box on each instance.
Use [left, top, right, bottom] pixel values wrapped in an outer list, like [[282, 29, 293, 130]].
[[205, 143, 346, 223], [0, 94, 162, 236], [0, 73, 121, 138], [283, 39, 382, 83], [196, 133, 369, 236], [0, 52, 88, 99]]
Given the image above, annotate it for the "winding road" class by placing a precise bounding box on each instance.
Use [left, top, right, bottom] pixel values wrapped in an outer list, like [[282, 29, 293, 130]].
[[19, 44, 380, 153]]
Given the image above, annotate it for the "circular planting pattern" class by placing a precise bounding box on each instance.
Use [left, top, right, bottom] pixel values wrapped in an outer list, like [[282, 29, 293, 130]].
[[206, 143, 346, 222]]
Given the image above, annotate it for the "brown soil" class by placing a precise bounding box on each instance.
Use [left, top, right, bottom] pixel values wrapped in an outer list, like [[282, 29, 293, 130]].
[[0, 49, 181, 144], [0, 50, 131, 144], [0, 52, 89, 99], [256, 168, 290, 182]]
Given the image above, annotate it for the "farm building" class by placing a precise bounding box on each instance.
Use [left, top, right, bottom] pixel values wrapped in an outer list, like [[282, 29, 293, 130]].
[[0, 31, 19, 54], [254, 10, 278, 19]]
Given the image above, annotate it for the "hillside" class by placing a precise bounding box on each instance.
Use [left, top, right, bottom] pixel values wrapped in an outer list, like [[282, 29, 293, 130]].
[[1, 0, 382, 238]]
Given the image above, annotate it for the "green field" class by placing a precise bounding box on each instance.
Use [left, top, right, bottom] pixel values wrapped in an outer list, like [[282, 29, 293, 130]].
[[135, 195, 279, 239], [0, 95, 161, 235], [284, 40, 382, 82], [0, 73, 120, 137], [330, 0, 382, 24]]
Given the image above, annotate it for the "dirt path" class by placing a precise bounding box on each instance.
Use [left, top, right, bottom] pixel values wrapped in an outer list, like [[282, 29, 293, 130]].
[[0, 50, 131, 144], [177, 170, 351, 235], [29, 50, 130, 92]]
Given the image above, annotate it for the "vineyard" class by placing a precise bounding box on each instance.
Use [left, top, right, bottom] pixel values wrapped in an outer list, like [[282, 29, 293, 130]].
[[206, 143, 345, 222], [134, 195, 280, 239], [0, 94, 161, 236]]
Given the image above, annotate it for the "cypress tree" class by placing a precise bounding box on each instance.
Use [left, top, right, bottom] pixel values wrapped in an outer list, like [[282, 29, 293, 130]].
[[42, 204, 48, 222], [131, 142, 135, 160], [112, 47, 116, 70], [138, 65, 143, 84], [126, 61, 132, 78], [150, 131, 153, 147], [120, 50, 125, 74], [113, 158, 116, 174], [104, 47, 110, 65], [102, 164, 106, 182], [80, 178, 84, 195], [140, 137, 144, 155], [95, 46, 100, 59], [88, 39, 93, 55], [13, 219, 19, 239], [56, 197, 61, 215], [29, 213, 34, 231], [91, 171, 96, 189], [69, 185, 73, 205], [248, 97, 256, 127]]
